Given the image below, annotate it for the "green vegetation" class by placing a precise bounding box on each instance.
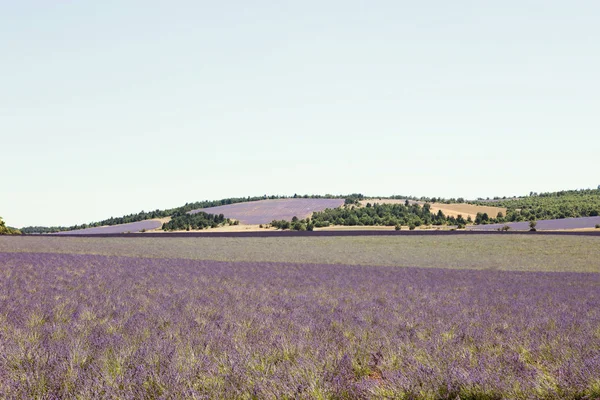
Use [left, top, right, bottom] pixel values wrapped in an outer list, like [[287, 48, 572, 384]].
[[0, 217, 21, 235], [471, 188, 600, 224], [162, 212, 231, 231], [309, 203, 465, 228], [271, 217, 314, 231]]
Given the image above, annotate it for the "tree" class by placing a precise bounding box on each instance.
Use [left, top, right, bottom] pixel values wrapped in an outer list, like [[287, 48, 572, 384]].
[[529, 220, 537, 231], [0, 217, 21, 235]]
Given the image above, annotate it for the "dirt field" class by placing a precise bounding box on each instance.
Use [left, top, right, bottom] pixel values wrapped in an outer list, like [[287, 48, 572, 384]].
[[360, 199, 506, 219]]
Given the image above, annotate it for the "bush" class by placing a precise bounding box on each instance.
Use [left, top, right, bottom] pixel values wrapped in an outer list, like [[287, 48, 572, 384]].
[[596, 224, 600, 229], [529, 220, 537, 232], [395, 225, 401, 231], [501, 225, 511, 231], [409, 224, 416, 230], [259, 224, 263, 228]]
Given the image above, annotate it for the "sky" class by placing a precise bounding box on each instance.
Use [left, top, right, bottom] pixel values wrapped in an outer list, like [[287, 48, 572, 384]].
[[2, 1, 599, 228]]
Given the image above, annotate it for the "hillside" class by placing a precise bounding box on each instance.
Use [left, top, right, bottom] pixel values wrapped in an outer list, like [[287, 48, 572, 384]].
[[17, 187, 600, 234], [470, 188, 600, 222], [20, 195, 341, 234], [188, 198, 345, 225], [360, 199, 506, 219], [53, 220, 163, 235]]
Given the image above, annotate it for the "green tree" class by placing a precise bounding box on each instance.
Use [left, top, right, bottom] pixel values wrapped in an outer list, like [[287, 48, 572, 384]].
[[0, 217, 21, 235], [529, 220, 537, 231], [0, 217, 6, 235]]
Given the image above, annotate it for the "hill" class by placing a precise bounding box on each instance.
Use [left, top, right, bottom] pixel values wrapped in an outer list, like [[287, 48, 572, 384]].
[[53, 220, 163, 235], [360, 199, 506, 220], [17, 187, 600, 234], [20, 195, 341, 234]]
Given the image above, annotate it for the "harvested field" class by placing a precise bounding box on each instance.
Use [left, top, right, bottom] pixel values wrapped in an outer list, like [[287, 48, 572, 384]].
[[189, 198, 345, 225], [53, 220, 162, 235], [361, 199, 506, 219], [469, 216, 600, 231], [1, 237, 599, 398], [429, 203, 506, 219]]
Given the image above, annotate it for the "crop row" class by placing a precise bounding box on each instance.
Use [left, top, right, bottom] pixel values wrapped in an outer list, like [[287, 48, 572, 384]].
[[1, 252, 599, 398]]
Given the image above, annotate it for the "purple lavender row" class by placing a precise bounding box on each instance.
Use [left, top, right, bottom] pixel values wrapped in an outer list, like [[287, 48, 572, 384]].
[[1, 252, 599, 398], [188, 198, 345, 224], [53, 220, 162, 235], [469, 216, 600, 231]]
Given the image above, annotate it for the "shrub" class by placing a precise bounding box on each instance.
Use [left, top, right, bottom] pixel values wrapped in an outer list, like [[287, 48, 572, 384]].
[[501, 225, 511, 231], [596, 224, 600, 229], [409, 224, 416, 231], [395, 225, 401, 231], [529, 220, 537, 232]]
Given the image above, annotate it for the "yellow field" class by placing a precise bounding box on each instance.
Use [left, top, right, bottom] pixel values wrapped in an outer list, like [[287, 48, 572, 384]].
[[360, 199, 506, 219]]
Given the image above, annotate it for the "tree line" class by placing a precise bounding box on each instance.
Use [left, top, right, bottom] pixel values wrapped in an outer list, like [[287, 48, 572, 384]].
[[270, 202, 469, 230]]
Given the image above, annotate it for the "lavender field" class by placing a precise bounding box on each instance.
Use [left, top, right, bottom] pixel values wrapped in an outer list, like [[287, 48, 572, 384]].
[[54, 220, 162, 235], [1, 236, 600, 398], [188, 198, 345, 224], [469, 216, 600, 231]]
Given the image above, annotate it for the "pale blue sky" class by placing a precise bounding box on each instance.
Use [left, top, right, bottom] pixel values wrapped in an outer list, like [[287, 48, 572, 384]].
[[2, 1, 599, 228]]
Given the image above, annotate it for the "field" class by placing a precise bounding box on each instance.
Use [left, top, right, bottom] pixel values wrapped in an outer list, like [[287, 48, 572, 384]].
[[469, 216, 600, 231], [1, 235, 599, 398], [189, 198, 345, 225], [360, 200, 506, 219], [54, 220, 163, 235]]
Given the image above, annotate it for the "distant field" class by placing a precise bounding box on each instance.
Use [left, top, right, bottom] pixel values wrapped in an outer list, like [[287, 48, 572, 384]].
[[469, 216, 600, 231], [53, 220, 162, 235], [3, 235, 599, 273], [189, 198, 345, 224], [360, 199, 506, 219]]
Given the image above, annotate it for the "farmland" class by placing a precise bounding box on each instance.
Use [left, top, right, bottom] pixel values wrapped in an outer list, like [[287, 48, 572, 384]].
[[188, 198, 345, 225], [469, 216, 600, 231], [1, 235, 600, 398], [54, 220, 163, 235], [360, 199, 506, 220]]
